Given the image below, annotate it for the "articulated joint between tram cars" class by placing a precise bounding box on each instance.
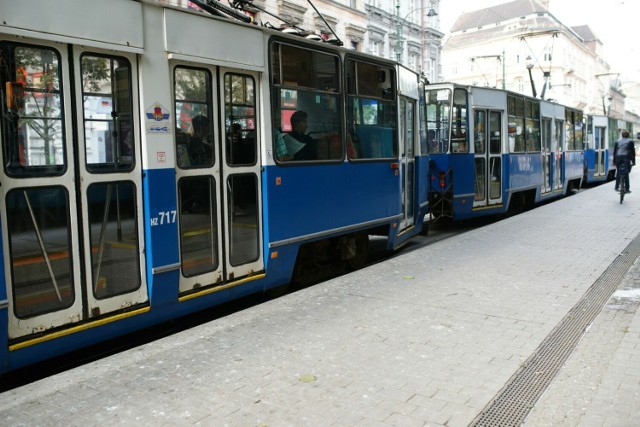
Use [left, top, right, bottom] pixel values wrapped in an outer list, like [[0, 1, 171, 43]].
[[428, 165, 453, 223]]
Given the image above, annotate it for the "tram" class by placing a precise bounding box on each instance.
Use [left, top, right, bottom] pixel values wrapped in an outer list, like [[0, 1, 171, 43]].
[[0, 0, 429, 373], [425, 83, 584, 221]]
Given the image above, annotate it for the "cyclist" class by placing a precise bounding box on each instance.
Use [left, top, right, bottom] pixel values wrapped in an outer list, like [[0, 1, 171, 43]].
[[614, 130, 636, 193]]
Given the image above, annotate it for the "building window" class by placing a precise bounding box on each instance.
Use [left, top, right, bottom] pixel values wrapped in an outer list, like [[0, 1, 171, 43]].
[[409, 53, 418, 70], [544, 51, 552, 62], [369, 40, 382, 56]]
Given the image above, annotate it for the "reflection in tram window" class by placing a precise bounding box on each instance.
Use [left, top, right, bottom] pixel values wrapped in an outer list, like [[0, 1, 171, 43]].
[[474, 158, 486, 201], [178, 176, 218, 277], [174, 67, 213, 168], [450, 88, 468, 154], [346, 59, 397, 159], [565, 109, 583, 151], [224, 73, 257, 166], [87, 182, 141, 298], [474, 110, 486, 154], [489, 111, 502, 199], [490, 157, 502, 199], [81, 54, 134, 172], [489, 111, 502, 154], [6, 187, 74, 318], [508, 95, 525, 153], [525, 100, 541, 152], [227, 174, 259, 267], [1, 44, 65, 176], [426, 89, 451, 154]]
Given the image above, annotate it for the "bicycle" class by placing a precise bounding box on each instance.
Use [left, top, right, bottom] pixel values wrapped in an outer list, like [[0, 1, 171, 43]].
[[618, 162, 631, 204]]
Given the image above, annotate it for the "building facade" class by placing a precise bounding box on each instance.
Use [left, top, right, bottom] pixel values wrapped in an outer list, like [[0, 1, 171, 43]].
[[441, 0, 623, 118], [363, 0, 443, 82]]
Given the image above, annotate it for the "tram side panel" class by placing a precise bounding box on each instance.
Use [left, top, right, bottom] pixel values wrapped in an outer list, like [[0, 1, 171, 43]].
[[140, 4, 182, 308]]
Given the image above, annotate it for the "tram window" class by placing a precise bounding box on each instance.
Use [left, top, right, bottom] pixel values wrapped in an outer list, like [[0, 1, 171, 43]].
[[489, 111, 502, 154], [227, 174, 259, 266], [425, 89, 450, 154], [174, 67, 214, 168], [418, 84, 428, 155], [87, 181, 141, 299], [574, 111, 584, 151], [178, 176, 218, 277], [450, 88, 468, 153], [556, 119, 565, 152], [525, 100, 541, 152], [273, 43, 339, 92], [508, 95, 525, 153], [346, 58, 397, 160], [224, 73, 257, 166], [565, 110, 578, 151], [271, 42, 342, 163], [7, 186, 74, 318], [474, 110, 486, 155], [81, 54, 134, 172], [1, 44, 65, 177]]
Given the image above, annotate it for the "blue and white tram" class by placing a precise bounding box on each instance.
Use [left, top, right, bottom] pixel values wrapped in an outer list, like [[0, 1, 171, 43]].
[[0, 0, 428, 373], [426, 83, 583, 221]]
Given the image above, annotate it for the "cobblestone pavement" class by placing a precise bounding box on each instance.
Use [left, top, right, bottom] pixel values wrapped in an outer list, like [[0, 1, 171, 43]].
[[1, 172, 639, 426]]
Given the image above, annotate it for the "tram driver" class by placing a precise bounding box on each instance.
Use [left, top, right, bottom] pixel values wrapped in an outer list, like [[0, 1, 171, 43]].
[[277, 110, 316, 161]]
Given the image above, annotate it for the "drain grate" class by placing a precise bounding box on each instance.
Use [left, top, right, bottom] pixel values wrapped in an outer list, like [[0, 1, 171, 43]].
[[471, 234, 640, 427]]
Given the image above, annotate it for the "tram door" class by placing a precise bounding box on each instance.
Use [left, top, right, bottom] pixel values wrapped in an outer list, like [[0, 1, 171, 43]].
[[173, 65, 262, 294], [473, 109, 503, 207], [594, 125, 606, 178], [1, 42, 147, 340], [399, 97, 416, 230], [541, 117, 552, 194], [554, 119, 564, 190]]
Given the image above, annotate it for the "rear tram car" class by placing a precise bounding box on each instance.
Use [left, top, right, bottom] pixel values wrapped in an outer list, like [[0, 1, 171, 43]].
[[0, 0, 429, 373], [425, 83, 584, 221]]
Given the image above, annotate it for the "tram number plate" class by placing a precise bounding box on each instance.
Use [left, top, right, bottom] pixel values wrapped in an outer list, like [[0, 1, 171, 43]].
[[151, 210, 177, 226]]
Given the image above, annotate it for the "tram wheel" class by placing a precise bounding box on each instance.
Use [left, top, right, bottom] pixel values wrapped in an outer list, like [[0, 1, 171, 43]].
[[346, 234, 370, 270]]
